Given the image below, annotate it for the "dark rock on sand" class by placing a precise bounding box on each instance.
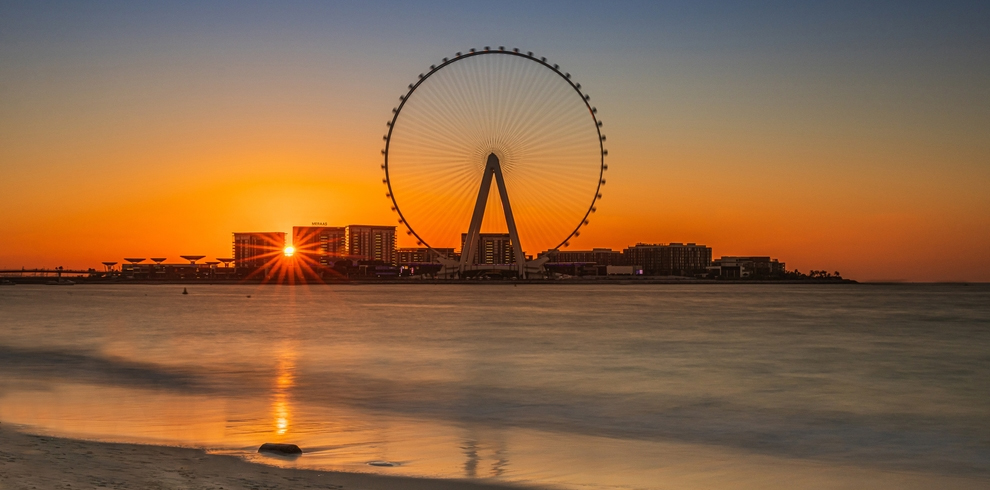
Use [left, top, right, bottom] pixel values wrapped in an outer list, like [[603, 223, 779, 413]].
[[368, 460, 400, 467], [258, 443, 302, 455]]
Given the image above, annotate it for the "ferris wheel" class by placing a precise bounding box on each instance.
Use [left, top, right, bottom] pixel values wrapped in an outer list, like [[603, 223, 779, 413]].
[[382, 47, 608, 277]]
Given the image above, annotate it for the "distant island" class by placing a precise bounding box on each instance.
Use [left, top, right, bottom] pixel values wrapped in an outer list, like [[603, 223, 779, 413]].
[[0, 225, 853, 284]]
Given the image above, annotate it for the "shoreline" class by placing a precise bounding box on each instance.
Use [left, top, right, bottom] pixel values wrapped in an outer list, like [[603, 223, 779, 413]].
[[0, 423, 528, 490], [0, 278, 860, 285]]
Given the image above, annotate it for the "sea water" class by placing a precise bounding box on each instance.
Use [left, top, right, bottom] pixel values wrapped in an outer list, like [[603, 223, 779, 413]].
[[1, 283, 987, 489]]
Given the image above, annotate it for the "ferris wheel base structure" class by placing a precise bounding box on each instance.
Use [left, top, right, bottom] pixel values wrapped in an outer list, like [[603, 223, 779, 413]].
[[436, 258, 551, 280], [432, 153, 549, 279], [435, 261, 550, 279]]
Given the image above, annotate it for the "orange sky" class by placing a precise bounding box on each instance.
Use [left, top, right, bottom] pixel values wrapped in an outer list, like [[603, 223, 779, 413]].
[[1, 3, 988, 281]]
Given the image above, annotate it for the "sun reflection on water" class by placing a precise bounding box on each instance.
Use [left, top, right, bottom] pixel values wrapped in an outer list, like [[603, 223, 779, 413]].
[[272, 344, 296, 437]]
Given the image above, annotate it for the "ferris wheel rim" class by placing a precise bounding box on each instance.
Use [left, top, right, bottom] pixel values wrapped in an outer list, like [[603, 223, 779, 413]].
[[382, 48, 606, 255]]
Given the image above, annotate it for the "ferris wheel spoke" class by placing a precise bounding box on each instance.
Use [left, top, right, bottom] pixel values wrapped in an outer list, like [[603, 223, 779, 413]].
[[505, 181, 583, 229], [499, 80, 567, 143], [502, 71, 573, 133], [404, 174, 480, 209], [411, 78, 486, 140], [511, 180, 593, 226], [506, 171, 589, 214], [399, 102, 473, 150], [430, 73, 486, 145], [493, 56, 532, 141], [512, 103, 589, 150]]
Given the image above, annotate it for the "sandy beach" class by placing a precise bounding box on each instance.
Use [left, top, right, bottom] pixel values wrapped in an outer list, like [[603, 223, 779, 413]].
[[0, 424, 522, 490]]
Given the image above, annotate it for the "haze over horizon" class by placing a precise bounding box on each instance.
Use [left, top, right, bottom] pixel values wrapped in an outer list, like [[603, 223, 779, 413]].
[[2, 1, 988, 281]]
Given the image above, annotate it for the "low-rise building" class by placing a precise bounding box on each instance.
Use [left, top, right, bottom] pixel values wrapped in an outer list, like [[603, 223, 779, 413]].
[[546, 248, 622, 265], [606, 265, 643, 275], [712, 256, 786, 278], [396, 247, 456, 264], [622, 243, 712, 276], [119, 260, 237, 281]]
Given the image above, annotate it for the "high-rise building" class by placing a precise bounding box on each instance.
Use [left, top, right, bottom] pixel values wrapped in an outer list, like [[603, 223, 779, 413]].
[[460, 233, 518, 265], [232, 232, 286, 269], [622, 243, 712, 276], [292, 226, 346, 266], [345, 225, 396, 263]]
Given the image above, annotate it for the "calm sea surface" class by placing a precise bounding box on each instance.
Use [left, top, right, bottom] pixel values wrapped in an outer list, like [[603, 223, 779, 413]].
[[1, 284, 988, 489]]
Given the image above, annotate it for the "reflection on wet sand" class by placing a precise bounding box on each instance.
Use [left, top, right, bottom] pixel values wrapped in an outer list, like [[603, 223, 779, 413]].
[[461, 429, 509, 479], [491, 441, 508, 477], [462, 439, 478, 478]]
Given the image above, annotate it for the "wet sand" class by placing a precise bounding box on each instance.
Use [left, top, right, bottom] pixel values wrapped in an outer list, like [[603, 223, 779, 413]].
[[4, 424, 990, 490], [0, 425, 523, 490]]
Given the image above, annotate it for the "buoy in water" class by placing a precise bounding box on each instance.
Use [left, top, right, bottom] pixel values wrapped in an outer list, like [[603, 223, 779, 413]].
[[182, 288, 188, 295]]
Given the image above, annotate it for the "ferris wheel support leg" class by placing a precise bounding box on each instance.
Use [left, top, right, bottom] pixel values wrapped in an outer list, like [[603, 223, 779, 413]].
[[460, 153, 527, 279], [460, 156, 496, 274], [490, 154, 527, 279]]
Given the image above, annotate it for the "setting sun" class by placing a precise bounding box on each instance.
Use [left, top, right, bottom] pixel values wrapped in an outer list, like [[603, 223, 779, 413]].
[[283, 246, 295, 257]]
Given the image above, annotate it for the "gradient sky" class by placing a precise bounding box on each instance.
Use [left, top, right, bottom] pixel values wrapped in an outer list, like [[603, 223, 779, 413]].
[[2, 1, 988, 281]]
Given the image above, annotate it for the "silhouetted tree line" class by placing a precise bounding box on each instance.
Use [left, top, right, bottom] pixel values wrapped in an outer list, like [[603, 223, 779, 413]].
[[782, 269, 842, 280]]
